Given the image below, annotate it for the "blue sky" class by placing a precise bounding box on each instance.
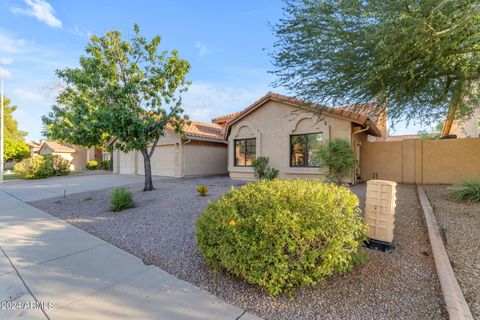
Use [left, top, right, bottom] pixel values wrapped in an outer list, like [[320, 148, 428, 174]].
[[0, 0, 423, 141]]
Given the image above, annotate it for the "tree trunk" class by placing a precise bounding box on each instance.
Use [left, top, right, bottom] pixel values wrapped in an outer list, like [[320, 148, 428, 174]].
[[442, 79, 465, 136], [141, 149, 154, 191]]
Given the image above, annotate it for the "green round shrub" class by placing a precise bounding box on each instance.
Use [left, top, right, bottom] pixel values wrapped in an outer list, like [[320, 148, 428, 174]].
[[100, 160, 111, 170], [45, 155, 71, 176], [196, 179, 367, 296], [13, 156, 53, 179], [110, 187, 135, 212]]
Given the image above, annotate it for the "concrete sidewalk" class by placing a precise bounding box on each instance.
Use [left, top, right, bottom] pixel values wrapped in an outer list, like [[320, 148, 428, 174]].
[[0, 176, 259, 320]]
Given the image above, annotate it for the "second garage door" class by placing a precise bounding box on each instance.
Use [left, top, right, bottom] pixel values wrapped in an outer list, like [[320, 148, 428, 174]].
[[136, 145, 178, 176], [119, 151, 136, 174]]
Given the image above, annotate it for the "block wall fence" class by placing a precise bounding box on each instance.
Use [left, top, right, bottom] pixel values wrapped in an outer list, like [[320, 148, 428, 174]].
[[360, 138, 480, 184]]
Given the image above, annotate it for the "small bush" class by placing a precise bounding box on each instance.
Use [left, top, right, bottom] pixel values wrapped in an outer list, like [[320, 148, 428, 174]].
[[110, 187, 135, 212], [86, 160, 98, 170], [196, 179, 367, 296], [13, 156, 53, 179], [48, 155, 71, 176], [196, 184, 209, 196], [252, 156, 279, 180], [449, 181, 480, 203], [100, 160, 110, 170], [317, 139, 355, 184]]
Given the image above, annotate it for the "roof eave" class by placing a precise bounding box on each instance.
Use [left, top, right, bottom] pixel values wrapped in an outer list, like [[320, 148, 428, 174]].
[[185, 135, 227, 144]]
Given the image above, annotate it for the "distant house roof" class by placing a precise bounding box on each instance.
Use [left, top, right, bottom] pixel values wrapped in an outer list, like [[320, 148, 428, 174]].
[[223, 92, 382, 138], [26, 141, 41, 149], [387, 134, 423, 141], [40, 141, 76, 153]]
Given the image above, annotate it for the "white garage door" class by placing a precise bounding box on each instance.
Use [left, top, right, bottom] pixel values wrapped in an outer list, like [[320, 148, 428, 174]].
[[136, 145, 177, 176], [119, 151, 136, 174]]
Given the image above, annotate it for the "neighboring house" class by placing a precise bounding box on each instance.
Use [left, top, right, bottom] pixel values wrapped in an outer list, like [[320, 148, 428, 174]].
[[111, 120, 228, 177], [38, 141, 102, 170], [449, 108, 480, 138], [26, 141, 41, 155], [222, 92, 384, 183]]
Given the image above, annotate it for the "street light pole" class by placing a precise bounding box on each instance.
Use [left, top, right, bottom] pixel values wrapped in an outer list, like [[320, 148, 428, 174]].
[[0, 79, 4, 183]]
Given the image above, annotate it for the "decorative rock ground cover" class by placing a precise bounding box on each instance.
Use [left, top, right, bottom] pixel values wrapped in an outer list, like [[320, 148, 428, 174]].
[[424, 185, 479, 319], [30, 181, 447, 319]]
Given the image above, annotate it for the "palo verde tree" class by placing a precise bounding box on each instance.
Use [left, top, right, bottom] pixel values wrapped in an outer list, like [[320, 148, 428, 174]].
[[42, 25, 190, 191], [272, 0, 480, 135]]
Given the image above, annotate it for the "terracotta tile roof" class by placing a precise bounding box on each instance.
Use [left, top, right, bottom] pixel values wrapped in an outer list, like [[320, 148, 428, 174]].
[[387, 134, 423, 141], [336, 103, 380, 124], [211, 112, 240, 124], [224, 92, 382, 137], [40, 141, 76, 153], [106, 120, 225, 147], [182, 120, 225, 142]]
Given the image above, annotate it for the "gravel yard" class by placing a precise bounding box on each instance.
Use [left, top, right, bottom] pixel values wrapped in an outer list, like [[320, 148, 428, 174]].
[[424, 185, 480, 319], [30, 180, 446, 319]]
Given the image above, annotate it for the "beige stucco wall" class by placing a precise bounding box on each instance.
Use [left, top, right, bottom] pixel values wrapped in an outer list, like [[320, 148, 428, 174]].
[[184, 141, 228, 176], [227, 100, 353, 181], [113, 130, 227, 177], [360, 138, 480, 184]]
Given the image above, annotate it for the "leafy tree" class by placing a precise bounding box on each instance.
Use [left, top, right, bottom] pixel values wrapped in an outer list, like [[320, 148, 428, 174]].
[[42, 25, 190, 191], [1, 97, 29, 163], [272, 0, 480, 135], [317, 139, 355, 184], [2, 97, 27, 140], [5, 139, 30, 162]]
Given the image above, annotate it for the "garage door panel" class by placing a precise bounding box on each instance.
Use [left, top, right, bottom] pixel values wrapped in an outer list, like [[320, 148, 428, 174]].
[[151, 146, 176, 176], [119, 151, 135, 174], [136, 152, 144, 175]]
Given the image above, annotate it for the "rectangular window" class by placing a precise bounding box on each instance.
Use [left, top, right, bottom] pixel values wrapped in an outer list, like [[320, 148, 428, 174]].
[[234, 138, 256, 167], [290, 133, 323, 167]]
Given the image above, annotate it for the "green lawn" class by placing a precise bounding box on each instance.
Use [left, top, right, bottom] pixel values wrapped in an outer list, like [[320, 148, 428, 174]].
[[2, 173, 24, 181]]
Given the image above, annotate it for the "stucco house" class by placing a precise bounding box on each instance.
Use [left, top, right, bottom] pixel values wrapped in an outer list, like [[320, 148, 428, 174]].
[[111, 92, 385, 182], [38, 141, 102, 170], [222, 93, 385, 183], [111, 120, 228, 177]]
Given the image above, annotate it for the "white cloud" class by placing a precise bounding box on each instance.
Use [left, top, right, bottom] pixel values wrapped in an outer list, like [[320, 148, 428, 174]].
[[0, 30, 28, 53], [0, 67, 11, 78], [0, 57, 13, 64], [11, 0, 62, 28], [13, 88, 44, 101], [182, 83, 266, 122], [195, 41, 212, 58]]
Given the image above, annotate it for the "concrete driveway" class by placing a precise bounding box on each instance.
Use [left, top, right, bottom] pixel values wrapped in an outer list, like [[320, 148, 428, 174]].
[[1, 174, 245, 202], [0, 174, 258, 320], [0, 174, 148, 202]]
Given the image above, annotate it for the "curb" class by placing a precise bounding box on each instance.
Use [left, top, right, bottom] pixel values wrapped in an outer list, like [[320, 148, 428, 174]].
[[417, 185, 473, 320]]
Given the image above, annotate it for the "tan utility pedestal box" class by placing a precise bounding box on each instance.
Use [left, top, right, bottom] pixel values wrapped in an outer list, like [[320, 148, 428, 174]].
[[365, 180, 397, 244]]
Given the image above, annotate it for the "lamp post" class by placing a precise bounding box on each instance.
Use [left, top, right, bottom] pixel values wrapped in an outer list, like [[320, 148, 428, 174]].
[[0, 79, 3, 183]]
